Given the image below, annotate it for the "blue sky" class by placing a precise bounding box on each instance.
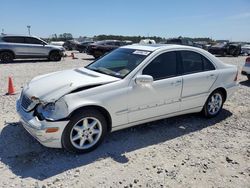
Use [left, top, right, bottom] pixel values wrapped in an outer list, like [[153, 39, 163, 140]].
[[1, 0, 250, 41]]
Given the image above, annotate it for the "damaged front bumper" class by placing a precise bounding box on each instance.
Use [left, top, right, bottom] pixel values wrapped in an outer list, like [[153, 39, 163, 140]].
[[16, 100, 69, 148]]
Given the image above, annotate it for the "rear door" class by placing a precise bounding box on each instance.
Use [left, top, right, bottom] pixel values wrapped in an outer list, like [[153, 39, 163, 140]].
[[179, 51, 217, 110], [2, 36, 25, 56]]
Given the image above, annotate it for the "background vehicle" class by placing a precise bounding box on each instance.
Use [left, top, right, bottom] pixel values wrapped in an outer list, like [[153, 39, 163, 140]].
[[76, 41, 94, 53], [63, 40, 80, 50], [208, 42, 241, 57], [166, 38, 194, 46], [16, 45, 238, 153], [85, 40, 127, 58], [242, 57, 250, 80], [139, 39, 156, 44], [164, 38, 207, 49], [50, 41, 65, 46], [241, 44, 250, 55], [0, 35, 65, 62]]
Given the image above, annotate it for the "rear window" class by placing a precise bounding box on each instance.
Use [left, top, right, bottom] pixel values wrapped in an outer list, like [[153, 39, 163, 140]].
[[2, 37, 25, 43]]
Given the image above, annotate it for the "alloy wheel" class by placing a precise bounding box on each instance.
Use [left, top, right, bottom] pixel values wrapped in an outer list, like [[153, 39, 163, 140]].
[[70, 117, 102, 150], [207, 93, 223, 115]]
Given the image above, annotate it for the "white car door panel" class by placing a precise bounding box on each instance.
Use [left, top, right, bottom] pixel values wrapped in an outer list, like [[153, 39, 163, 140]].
[[128, 76, 182, 123], [181, 71, 218, 110], [180, 50, 218, 110]]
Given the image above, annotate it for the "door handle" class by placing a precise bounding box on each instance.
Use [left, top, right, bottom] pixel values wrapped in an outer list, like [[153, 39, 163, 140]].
[[207, 74, 216, 79], [171, 80, 182, 86]]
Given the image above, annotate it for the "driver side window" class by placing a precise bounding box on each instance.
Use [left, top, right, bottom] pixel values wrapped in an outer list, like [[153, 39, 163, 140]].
[[142, 52, 177, 80]]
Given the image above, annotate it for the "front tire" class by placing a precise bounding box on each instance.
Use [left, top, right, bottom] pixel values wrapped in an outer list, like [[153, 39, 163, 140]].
[[0, 52, 14, 63], [49, 51, 62, 61], [62, 109, 107, 153], [203, 90, 224, 118]]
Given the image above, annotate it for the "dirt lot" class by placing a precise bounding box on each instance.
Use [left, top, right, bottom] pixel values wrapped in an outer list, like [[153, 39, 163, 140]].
[[0, 52, 249, 188]]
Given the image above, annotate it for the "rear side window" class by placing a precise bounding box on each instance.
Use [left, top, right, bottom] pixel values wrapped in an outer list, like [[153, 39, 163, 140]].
[[203, 57, 215, 71], [2, 37, 25, 43], [25, 37, 43, 44], [181, 51, 203, 74], [143, 52, 177, 80]]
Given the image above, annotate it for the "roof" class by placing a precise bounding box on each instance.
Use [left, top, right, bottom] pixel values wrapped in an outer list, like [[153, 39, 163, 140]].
[[0, 34, 40, 38], [121, 44, 200, 52]]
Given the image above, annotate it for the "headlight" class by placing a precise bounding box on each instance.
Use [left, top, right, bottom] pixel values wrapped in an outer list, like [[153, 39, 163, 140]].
[[36, 99, 68, 121]]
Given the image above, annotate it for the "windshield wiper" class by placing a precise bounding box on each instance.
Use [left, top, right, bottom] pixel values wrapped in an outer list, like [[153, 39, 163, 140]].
[[87, 67, 120, 78], [87, 67, 106, 74]]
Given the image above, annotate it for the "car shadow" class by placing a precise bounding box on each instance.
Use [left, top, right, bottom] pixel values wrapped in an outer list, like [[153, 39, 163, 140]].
[[240, 80, 250, 87], [82, 57, 95, 61], [0, 59, 53, 64], [0, 109, 232, 180]]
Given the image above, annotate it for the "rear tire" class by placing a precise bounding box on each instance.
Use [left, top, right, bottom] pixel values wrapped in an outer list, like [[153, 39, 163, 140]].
[[0, 52, 14, 63], [202, 90, 225, 118], [49, 51, 62, 61], [62, 109, 107, 153]]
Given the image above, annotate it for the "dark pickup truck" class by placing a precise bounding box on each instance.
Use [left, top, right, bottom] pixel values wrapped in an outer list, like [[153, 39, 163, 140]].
[[86, 40, 129, 58], [208, 43, 241, 57]]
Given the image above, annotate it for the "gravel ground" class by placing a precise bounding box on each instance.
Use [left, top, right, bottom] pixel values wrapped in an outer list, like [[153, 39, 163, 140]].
[[0, 52, 249, 188]]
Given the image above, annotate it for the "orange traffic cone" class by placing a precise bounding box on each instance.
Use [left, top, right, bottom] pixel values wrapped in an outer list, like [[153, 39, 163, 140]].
[[7, 77, 15, 95], [71, 52, 78, 59]]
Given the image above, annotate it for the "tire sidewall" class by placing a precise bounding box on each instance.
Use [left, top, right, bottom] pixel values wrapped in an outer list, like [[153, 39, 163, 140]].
[[49, 51, 61, 61], [0, 52, 14, 63], [62, 110, 107, 153], [203, 90, 224, 118]]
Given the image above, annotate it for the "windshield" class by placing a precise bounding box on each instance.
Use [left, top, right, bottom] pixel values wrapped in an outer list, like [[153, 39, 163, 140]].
[[86, 48, 151, 78]]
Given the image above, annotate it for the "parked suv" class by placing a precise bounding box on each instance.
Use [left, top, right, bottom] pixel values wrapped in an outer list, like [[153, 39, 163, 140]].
[[0, 35, 65, 63]]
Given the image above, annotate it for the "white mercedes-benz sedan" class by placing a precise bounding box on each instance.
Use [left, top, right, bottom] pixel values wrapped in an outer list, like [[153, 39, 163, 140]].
[[16, 44, 238, 153]]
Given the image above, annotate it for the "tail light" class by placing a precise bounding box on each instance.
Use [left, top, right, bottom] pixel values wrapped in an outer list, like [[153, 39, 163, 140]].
[[234, 68, 239, 81]]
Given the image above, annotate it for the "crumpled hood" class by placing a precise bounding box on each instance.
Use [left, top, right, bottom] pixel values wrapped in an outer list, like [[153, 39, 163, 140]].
[[23, 67, 120, 102]]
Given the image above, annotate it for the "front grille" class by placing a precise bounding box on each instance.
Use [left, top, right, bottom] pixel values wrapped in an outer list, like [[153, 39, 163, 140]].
[[21, 94, 33, 110]]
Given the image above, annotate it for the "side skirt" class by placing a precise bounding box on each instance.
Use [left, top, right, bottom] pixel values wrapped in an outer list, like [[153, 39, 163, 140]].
[[111, 106, 203, 132]]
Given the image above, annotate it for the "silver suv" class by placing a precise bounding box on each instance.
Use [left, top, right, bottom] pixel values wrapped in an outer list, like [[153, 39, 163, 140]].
[[0, 35, 65, 63]]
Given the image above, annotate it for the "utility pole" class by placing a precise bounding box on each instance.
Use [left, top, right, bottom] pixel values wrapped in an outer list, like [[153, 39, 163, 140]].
[[27, 25, 31, 35]]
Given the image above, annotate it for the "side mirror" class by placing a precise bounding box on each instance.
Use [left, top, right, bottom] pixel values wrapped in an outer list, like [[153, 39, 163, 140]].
[[135, 75, 153, 86]]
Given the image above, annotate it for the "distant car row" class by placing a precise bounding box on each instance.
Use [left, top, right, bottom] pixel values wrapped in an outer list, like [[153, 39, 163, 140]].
[[1, 34, 250, 63]]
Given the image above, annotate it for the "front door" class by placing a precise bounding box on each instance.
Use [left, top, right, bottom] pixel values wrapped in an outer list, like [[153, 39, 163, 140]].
[[127, 51, 182, 123]]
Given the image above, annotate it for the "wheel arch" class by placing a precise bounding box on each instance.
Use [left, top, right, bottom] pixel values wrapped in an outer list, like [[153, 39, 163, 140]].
[[49, 49, 61, 56], [208, 87, 227, 103], [68, 105, 112, 133], [214, 87, 227, 102], [0, 49, 16, 58]]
